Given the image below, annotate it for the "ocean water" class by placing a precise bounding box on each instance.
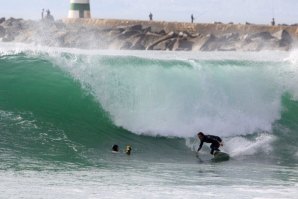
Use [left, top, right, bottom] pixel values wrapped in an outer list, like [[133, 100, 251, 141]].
[[0, 43, 298, 198]]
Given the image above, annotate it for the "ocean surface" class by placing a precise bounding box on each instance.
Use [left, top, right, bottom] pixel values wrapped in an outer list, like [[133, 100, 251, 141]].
[[0, 43, 297, 198]]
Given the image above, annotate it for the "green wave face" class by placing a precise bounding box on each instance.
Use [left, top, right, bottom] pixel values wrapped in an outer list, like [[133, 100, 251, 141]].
[[0, 54, 112, 166], [0, 50, 298, 167]]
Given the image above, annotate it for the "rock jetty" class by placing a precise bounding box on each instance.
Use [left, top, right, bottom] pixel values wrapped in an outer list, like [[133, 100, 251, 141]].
[[0, 17, 297, 51]]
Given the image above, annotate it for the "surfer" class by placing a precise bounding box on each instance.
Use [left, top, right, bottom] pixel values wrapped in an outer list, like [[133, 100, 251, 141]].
[[197, 132, 223, 155], [125, 145, 132, 155], [112, 144, 119, 153]]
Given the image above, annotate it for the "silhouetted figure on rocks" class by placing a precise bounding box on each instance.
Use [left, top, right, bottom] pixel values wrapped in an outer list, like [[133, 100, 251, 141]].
[[271, 18, 275, 26], [149, 12, 153, 21], [46, 10, 49, 16], [191, 14, 194, 23], [44, 9, 54, 21], [41, 9, 44, 19]]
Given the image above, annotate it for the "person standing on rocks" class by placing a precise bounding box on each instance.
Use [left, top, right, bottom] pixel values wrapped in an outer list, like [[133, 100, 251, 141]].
[[44, 9, 54, 21], [46, 9, 50, 17], [41, 9, 44, 19], [149, 12, 153, 21], [191, 14, 194, 23], [271, 18, 275, 26]]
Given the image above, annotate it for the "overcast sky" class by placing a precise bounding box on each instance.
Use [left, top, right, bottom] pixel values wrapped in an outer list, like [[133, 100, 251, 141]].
[[1, 0, 297, 25]]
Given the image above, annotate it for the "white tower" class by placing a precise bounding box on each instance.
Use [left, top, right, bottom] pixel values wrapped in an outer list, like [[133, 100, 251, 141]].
[[68, 0, 91, 18]]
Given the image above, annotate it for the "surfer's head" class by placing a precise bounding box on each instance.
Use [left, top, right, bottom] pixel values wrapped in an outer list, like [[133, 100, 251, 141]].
[[112, 144, 119, 152], [197, 132, 205, 140], [125, 145, 132, 155]]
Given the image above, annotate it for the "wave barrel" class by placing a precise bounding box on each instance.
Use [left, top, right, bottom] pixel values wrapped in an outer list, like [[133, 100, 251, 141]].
[[68, 0, 91, 18]]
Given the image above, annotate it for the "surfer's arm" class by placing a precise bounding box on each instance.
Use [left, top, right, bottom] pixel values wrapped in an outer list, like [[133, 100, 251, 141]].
[[197, 141, 203, 152], [218, 137, 223, 146]]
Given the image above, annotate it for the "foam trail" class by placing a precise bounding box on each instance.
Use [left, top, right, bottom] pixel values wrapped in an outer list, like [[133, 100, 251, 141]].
[[224, 134, 276, 157]]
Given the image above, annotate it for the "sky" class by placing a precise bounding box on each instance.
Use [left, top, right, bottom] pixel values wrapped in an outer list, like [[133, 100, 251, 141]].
[[0, 0, 298, 25]]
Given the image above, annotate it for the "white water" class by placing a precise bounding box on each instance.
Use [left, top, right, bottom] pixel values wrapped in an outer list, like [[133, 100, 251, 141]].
[[41, 48, 298, 138]]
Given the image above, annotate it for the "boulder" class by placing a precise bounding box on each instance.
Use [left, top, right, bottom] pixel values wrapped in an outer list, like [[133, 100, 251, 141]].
[[248, 32, 273, 40], [172, 37, 193, 51], [197, 34, 217, 51], [142, 26, 151, 33], [219, 32, 240, 42], [127, 24, 143, 32], [2, 17, 22, 27], [120, 41, 132, 49], [129, 34, 146, 50], [0, 17, 5, 24], [153, 38, 176, 51], [146, 31, 176, 50], [272, 30, 293, 48], [0, 25, 5, 38], [119, 29, 141, 38], [241, 40, 263, 51], [2, 34, 14, 42], [141, 33, 162, 49], [165, 38, 177, 50], [150, 26, 166, 35], [177, 40, 193, 51]]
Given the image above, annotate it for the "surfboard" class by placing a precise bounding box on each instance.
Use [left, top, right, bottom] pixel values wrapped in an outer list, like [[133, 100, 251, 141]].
[[212, 151, 230, 162]]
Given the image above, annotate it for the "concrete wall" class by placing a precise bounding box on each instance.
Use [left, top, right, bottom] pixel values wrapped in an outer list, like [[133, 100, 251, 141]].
[[64, 18, 298, 38]]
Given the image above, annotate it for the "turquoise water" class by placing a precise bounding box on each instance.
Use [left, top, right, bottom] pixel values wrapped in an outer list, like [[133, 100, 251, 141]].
[[0, 43, 297, 198]]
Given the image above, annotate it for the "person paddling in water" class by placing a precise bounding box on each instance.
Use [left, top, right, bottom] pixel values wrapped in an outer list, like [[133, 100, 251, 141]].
[[197, 132, 223, 155]]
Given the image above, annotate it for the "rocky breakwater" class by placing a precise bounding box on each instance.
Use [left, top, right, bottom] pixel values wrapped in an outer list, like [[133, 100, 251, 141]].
[[0, 17, 298, 51]]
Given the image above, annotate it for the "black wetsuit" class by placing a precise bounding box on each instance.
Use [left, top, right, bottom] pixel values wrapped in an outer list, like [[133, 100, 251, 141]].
[[197, 135, 222, 155], [112, 144, 119, 152]]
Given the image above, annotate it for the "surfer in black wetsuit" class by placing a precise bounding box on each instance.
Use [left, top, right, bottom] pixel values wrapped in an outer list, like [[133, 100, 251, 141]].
[[197, 132, 223, 155], [112, 144, 119, 152]]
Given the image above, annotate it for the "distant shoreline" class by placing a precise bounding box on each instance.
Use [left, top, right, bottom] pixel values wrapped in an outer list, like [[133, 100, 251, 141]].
[[0, 17, 297, 51]]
